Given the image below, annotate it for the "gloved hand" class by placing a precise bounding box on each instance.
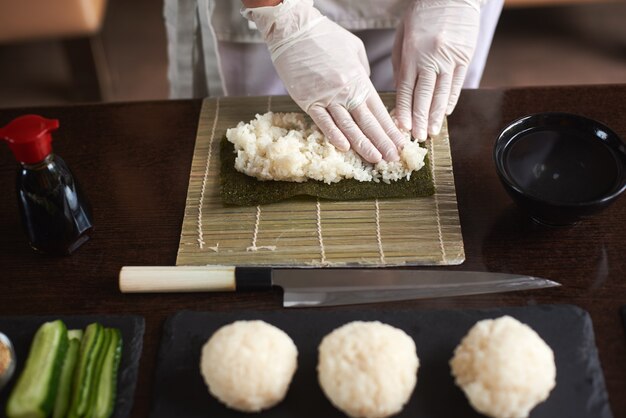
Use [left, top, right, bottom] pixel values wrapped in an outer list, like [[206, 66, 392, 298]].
[[393, 0, 483, 140], [243, 0, 408, 163]]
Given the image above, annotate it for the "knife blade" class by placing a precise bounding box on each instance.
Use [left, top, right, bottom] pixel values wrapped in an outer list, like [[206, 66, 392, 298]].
[[119, 266, 560, 308]]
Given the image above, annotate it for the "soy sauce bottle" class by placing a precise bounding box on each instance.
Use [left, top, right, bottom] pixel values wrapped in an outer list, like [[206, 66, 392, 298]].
[[0, 115, 93, 255]]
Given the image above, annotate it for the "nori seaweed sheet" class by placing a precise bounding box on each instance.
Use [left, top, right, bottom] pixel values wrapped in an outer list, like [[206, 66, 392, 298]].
[[220, 138, 435, 206]]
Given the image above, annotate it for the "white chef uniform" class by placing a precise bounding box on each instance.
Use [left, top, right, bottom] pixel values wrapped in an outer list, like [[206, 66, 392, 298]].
[[164, 0, 503, 98]]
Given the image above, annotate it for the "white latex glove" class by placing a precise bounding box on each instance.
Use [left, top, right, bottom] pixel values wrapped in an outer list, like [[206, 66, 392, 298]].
[[243, 0, 408, 163], [393, 0, 483, 140]]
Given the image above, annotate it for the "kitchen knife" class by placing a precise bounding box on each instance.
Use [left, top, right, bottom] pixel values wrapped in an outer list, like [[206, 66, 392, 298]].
[[119, 266, 560, 308]]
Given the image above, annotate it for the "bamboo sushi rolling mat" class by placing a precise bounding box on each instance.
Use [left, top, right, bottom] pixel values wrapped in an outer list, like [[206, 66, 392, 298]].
[[176, 94, 464, 267]]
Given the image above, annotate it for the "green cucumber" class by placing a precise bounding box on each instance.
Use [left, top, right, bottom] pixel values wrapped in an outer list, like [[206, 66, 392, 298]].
[[6, 320, 69, 418], [52, 337, 81, 418], [92, 328, 123, 418], [85, 328, 112, 417], [67, 322, 105, 418], [68, 329, 84, 341]]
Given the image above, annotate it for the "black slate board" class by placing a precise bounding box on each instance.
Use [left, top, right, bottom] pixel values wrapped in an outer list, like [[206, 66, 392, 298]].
[[151, 305, 611, 418], [0, 315, 145, 418]]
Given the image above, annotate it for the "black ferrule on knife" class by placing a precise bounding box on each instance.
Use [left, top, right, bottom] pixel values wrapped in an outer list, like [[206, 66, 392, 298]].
[[235, 267, 273, 291]]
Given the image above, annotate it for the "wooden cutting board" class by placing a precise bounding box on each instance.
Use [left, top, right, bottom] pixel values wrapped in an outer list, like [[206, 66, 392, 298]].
[[150, 305, 612, 418], [176, 95, 464, 267]]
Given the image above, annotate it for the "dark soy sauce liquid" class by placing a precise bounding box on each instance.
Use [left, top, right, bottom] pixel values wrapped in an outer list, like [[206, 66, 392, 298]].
[[17, 154, 93, 255], [505, 129, 619, 203]]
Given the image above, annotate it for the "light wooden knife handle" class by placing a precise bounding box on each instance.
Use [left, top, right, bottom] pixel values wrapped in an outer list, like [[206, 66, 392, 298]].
[[119, 266, 237, 293]]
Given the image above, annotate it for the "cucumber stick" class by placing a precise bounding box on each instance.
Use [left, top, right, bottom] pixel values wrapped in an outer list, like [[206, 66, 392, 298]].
[[91, 329, 123, 418], [67, 322, 105, 418], [67, 329, 84, 341], [6, 320, 69, 418], [85, 328, 112, 417], [52, 334, 81, 418]]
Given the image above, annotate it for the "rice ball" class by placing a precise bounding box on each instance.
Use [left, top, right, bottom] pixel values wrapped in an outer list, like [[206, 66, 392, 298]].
[[199, 320, 298, 412], [317, 321, 419, 418], [450, 315, 556, 418]]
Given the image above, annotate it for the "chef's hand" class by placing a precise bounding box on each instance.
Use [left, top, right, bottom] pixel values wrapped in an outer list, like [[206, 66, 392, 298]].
[[242, 0, 408, 163], [393, 0, 482, 140]]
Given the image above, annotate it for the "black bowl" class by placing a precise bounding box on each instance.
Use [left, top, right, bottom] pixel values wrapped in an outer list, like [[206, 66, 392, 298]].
[[494, 113, 626, 226]]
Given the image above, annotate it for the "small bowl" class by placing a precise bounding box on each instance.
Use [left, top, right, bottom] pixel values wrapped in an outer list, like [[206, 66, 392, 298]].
[[0, 332, 16, 392], [494, 113, 626, 226]]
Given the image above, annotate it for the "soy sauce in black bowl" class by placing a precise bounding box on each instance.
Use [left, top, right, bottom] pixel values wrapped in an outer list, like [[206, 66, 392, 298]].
[[494, 113, 626, 226]]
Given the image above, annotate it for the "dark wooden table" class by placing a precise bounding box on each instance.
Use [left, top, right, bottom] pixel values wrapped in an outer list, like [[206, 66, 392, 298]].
[[1, 84, 625, 417]]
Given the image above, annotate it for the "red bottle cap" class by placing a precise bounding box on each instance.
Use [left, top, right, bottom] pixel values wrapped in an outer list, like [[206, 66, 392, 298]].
[[0, 115, 59, 164]]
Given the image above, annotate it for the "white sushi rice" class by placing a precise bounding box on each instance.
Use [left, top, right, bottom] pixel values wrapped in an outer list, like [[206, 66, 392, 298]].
[[317, 321, 419, 418], [226, 112, 428, 184], [199, 320, 298, 412], [450, 316, 556, 418]]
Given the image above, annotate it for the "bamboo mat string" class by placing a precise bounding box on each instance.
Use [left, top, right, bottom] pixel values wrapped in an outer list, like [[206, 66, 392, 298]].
[[246, 205, 276, 252], [316, 199, 327, 265], [247, 205, 262, 252], [428, 138, 448, 264], [197, 97, 220, 249], [374, 199, 386, 264]]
